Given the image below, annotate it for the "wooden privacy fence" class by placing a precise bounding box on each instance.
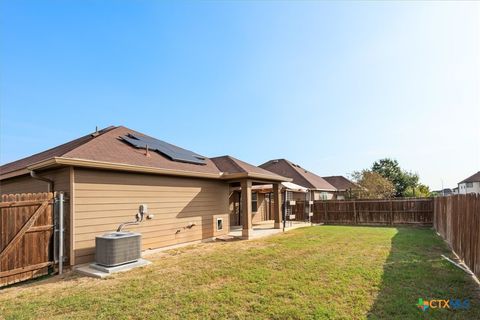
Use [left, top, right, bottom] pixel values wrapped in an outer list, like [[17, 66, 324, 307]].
[[0, 192, 55, 287], [291, 201, 306, 221], [292, 198, 433, 226], [434, 194, 480, 278]]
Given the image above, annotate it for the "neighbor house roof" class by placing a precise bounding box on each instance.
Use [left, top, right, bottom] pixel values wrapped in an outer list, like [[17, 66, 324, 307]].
[[0, 126, 288, 182], [322, 176, 359, 191], [259, 159, 336, 191], [459, 171, 480, 184]]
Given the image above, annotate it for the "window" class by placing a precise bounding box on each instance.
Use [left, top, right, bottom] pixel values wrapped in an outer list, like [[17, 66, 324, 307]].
[[466, 182, 473, 188], [216, 218, 224, 231], [252, 192, 258, 212]]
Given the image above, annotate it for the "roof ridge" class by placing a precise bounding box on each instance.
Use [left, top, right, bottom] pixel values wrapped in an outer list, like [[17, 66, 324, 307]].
[[224, 155, 247, 173], [214, 155, 247, 173], [283, 159, 336, 190], [277, 159, 315, 189], [60, 126, 120, 157]]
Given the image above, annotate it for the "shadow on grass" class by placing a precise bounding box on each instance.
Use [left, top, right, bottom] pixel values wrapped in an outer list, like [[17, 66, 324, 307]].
[[367, 227, 479, 319], [0, 269, 87, 292]]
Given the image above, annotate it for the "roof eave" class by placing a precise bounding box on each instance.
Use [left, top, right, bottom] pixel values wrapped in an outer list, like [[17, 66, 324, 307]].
[[0, 158, 60, 180], [25, 157, 223, 180], [1, 157, 292, 182], [0, 168, 31, 180]]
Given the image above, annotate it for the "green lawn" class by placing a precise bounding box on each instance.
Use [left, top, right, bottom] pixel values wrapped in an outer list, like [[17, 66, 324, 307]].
[[0, 226, 478, 319]]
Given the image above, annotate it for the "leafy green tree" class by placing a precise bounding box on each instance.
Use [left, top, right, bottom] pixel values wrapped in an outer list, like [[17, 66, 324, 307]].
[[404, 183, 432, 197], [371, 158, 420, 197], [371, 158, 404, 196], [351, 170, 395, 199]]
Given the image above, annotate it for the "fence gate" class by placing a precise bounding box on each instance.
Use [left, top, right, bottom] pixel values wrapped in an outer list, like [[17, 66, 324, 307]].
[[0, 192, 55, 287]]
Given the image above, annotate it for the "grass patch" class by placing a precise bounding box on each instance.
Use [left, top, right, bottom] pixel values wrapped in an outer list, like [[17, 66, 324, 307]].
[[0, 226, 478, 319]]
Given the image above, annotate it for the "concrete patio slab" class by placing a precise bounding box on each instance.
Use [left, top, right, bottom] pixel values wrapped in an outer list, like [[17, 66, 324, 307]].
[[228, 221, 312, 239]]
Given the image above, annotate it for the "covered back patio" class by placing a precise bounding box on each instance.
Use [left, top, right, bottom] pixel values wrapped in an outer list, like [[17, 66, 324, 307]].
[[226, 180, 315, 239], [228, 180, 314, 238], [212, 155, 301, 239], [227, 179, 284, 239]]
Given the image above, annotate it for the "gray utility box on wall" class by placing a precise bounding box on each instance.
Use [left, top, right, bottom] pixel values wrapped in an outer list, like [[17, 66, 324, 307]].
[[95, 232, 142, 267]]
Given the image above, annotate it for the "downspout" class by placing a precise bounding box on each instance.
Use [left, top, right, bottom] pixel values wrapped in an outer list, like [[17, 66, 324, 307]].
[[30, 170, 54, 192]]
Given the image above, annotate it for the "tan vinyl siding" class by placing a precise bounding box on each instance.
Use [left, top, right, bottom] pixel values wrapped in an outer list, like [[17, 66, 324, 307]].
[[73, 168, 229, 265]]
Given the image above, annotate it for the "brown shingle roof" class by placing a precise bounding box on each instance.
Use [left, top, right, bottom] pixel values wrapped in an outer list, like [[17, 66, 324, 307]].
[[1, 126, 286, 182], [61, 126, 222, 175], [259, 159, 336, 191], [0, 126, 117, 175], [211, 155, 287, 181], [459, 171, 480, 184], [322, 176, 359, 191]]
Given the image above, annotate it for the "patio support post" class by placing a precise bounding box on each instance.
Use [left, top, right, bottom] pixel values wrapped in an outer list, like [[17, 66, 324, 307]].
[[273, 183, 282, 229], [241, 179, 253, 239]]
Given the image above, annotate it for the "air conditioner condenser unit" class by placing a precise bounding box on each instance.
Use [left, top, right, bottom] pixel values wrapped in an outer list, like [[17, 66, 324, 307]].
[[95, 232, 141, 267]]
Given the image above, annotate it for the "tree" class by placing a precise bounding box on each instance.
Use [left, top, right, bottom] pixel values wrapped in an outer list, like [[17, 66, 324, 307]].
[[371, 158, 420, 197], [351, 170, 395, 199], [404, 183, 432, 198]]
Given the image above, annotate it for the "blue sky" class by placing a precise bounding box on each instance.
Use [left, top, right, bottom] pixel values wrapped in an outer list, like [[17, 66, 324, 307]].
[[1, 1, 479, 190]]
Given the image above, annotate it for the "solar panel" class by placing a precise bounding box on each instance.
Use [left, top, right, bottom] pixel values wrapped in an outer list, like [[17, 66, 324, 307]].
[[121, 134, 206, 165]]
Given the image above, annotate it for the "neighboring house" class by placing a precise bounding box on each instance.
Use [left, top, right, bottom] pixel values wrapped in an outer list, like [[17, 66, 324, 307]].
[[259, 159, 336, 200], [458, 171, 480, 194], [322, 175, 360, 200], [0, 126, 288, 266], [432, 188, 453, 196]]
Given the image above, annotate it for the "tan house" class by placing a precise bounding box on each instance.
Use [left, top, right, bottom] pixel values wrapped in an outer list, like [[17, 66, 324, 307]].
[[322, 176, 360, 200], [0, 126, 289, 266], [259, 159, 336, 200]]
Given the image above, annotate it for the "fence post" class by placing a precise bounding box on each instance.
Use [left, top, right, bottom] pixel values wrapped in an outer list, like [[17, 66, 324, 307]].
[[323, 201, 328, 224], [353, 200, 357, 225], [389, 200, 393, 226]]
